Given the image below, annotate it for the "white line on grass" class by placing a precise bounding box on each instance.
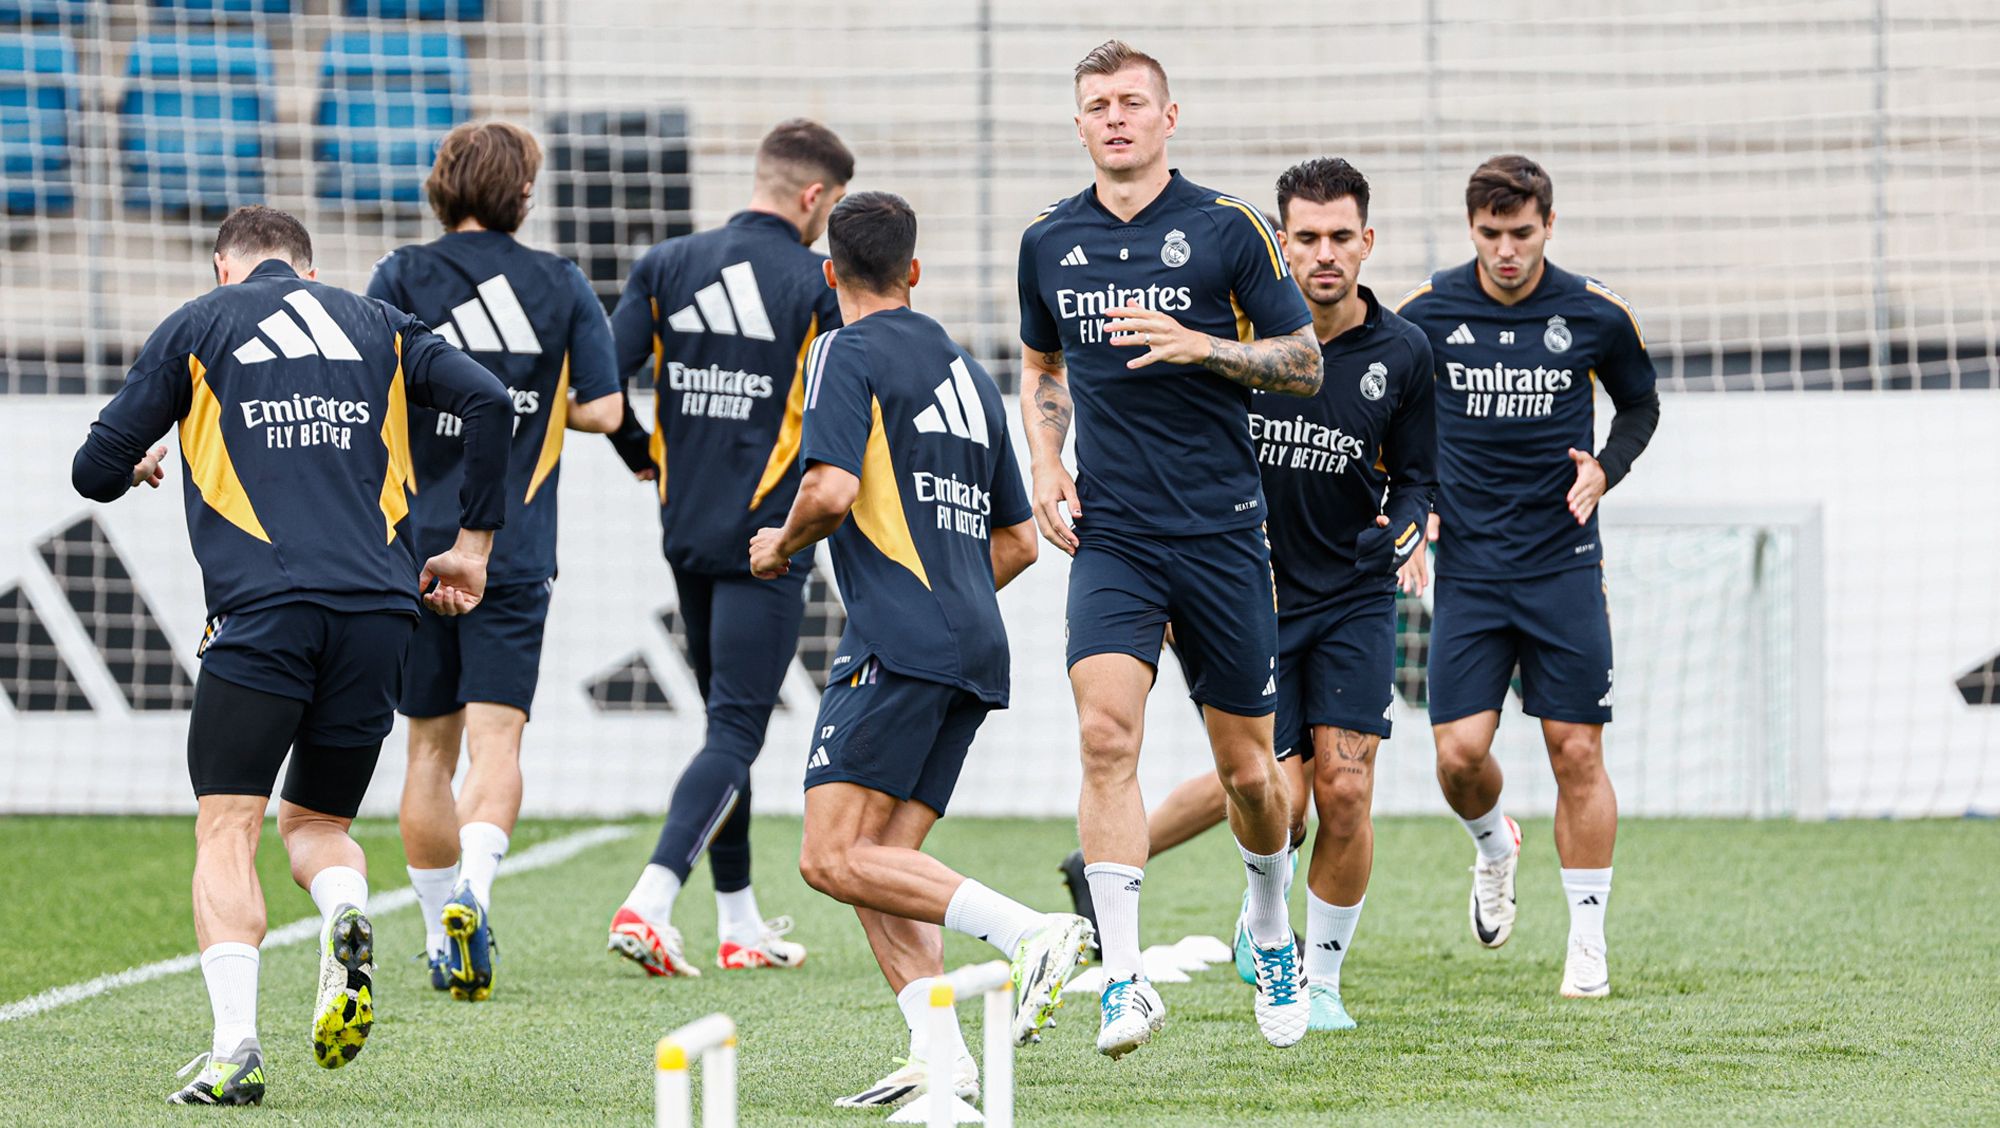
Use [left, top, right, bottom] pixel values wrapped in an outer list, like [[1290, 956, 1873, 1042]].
[[0, 822, 636, 1024]]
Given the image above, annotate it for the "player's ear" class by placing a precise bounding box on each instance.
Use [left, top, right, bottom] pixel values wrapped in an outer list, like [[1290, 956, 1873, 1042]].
[[1544, 208, 1556, 239], [1359, 227, 1375, 260], [800, 180, 825, 216], [302, 266, 319, 281], [821, 259, 837, 290], [1162, 100, 1178, 139], [212, 252, 226, 286], [907, 258, 921, 289]]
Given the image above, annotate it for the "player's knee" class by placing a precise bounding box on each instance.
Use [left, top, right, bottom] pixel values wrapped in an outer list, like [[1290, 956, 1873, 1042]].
[[196, 803, 263, 844], [1312, 770, 1372, 839], [1547, 730, 1605, 785], [1076, 709, 1141, 775], [1218, 756, 1280, 810], [1435, 736, 1490, 784], [797, 842, 854, 902]]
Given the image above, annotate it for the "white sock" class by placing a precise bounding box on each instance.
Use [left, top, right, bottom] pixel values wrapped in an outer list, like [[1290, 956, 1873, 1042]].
[[1304, 893, 1364, 993], [406, 864, 459, 955], [1561, 867, 1612, 948], [1462, 805, 1515, 862], [200, 942, 260, 1058], [457, 821, 509, 909], [1082, 862, 1144, 980], [308, 866, 368, 927], [943, 879, 1044, 957], [625, 863, 682, 923], [715, 886, 764, 949], [1238, 839, 1291, 947], [897, 977, 969, 1065]]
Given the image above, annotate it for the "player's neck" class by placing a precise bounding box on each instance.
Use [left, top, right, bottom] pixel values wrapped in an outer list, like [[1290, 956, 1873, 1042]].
[[450, 218, 487, 233], [1093, 162, 1172, 222], [1310, 287, 1368, 343], [1476, 259, 1547, 306], [745, 197, 808, 242], [837, 289, 911, 323]]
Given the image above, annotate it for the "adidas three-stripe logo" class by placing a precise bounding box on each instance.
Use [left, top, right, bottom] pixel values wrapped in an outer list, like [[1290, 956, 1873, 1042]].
[[1060, 244, 1089, 266], [430, 274, 543, 354], [912, 357, 990, 447], [665, 261, 776, 340], [231, 290, 363, 365], [1446, 323, 1476, 345]]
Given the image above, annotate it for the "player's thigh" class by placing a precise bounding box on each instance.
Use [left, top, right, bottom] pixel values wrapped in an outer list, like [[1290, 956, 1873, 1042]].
[[906, 692, 994, 818], [1166, 526, 1279, 719], [669, 566, 718, 699], [187, 669, 309, 801], [1070, 652, 1154, 765], [1427, 575, 1521, 726], [454, 580, 553, 720], [397, 603, 462, 721], [296, 610, 414, 763], [705, 570, 809, 710], [804, 659, 955, 808], [1065, 528, 1171, 674], [1514, 566, 1614, 725], [1271, 610, 1316, 765]]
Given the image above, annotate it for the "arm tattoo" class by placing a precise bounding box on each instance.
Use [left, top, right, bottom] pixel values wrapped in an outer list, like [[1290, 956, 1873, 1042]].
[[1032, 363, 1072, 440], [1203, 324, 1323, 396]]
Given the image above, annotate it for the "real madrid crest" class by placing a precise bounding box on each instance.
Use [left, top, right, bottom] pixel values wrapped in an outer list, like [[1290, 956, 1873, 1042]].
[[1360, 361, 1388, 401], [1543, 314, 1572, 353], [1161, 228, 1191, 268]]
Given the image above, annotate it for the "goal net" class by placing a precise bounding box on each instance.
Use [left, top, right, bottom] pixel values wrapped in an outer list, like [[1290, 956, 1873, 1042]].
[[3, 2, 1997, 818]]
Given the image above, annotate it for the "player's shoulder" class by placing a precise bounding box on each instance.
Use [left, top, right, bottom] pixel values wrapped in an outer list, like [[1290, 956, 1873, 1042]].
[[1393, 261, 1475, 316], [1021, 190, 1084, 249], [1375, 299, 1434, 364], [1550, 263, 1647, 343], [1185, 180, 1279, 241]]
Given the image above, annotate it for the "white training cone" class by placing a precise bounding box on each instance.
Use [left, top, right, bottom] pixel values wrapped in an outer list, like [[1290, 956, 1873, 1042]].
[[1178, 935, 1233, 964], [886, 1093, 984, 1124], [1141, 946, 1193, 983], [1063, 966, 1107, 997]]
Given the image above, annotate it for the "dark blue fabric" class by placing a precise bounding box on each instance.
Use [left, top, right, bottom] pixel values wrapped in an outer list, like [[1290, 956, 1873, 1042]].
[[611, 210, 843, 575], [196, 602, 414, 746], [73, 259, 511, 619], [368, 230, 620, 585], [646, 567, 807, 885], [1064, 524, 1279, 718], [1397, 260, 1658, 579], [802, 306, 1028, 706], [1272, 590, 1398, 759], [805, 659, 989, 817], [1016, 170, 1312, 535], [1255, 285, 1436, 615], [1428, 566, 1614, 726], [398, 579, 552, 718]]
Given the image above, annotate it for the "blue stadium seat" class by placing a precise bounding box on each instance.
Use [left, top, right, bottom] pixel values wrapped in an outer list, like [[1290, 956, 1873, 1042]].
[[119, 33, 273, 214], [0, 1, 87, 27], [341, 1, 486, 19], [147, 1, 295, 15], [314, 30, 468, 204], [0, 32, 73, 214]]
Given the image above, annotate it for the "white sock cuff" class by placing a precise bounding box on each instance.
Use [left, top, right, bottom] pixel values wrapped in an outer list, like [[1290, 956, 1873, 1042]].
[[1306, 891, 1365, 914], [406, 863, 458, 881], [200, 941, 260, 966], [1081, 861, 1143, 881], [308, 866, 368, 915], [1234, 839, 1288, 866], [460, 821, 510, 850], [1561, 867, 1614, 892]]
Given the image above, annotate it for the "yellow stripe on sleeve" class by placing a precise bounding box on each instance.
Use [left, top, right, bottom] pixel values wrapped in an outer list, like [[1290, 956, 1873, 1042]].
[[1585, 282, 1648, 349], [375, 333, 414, 543], [522, 351, 569, 505], [850, 395, 930, 590], [749, 313, 817, 511], [1213, 196, 1284, 279]]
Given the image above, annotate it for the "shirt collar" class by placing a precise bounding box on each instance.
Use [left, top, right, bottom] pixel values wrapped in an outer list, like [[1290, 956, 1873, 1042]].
[[1084, 169, 1186, 226], [728, 209, 803, 243], [1326, 285, 1383, 347]]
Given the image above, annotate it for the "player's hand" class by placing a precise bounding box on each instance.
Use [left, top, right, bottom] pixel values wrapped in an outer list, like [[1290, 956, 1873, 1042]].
[[420, 547, 488, 617], [1396, 522, 1430, 597], [748, 527, 791, 579], [1355, 514, 1424, 578], [130, 445, 168, 490], [1029, 459, 1081, 556], [1426, 511, 1441, 544], [633, 466, 657, 482], [1566, 448, 1607, 525], [1105, 305, 1206, 369]]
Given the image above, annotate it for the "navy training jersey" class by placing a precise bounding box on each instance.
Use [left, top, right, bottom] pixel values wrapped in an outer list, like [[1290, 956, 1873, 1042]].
[[1017, 170, 1313, 535], [612, 210, 843, 574], [800, 306, 1032, 706], [368, 231, 620, 586], [1397, 260, 1657, 578], [71, 260, 510, 619], [1254, 286, 1437, 615]]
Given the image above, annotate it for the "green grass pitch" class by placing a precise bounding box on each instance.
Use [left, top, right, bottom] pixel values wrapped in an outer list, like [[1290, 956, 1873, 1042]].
[[0, 814, 1995, 1125]]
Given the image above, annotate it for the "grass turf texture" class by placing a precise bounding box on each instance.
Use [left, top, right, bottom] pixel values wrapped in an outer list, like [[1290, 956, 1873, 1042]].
[[0, 815, 1994, 1125]]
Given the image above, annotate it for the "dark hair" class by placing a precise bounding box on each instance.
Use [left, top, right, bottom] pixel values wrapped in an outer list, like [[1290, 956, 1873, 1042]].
[[1466, 154, 1553, 220], [756, 118, 855, 191], [1073, 39, 1170, 102], [827, 191, 917, 294], [213, 205, 312, 268], [1275, 157, 1371, 226], [426, 120, 542, 233]]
